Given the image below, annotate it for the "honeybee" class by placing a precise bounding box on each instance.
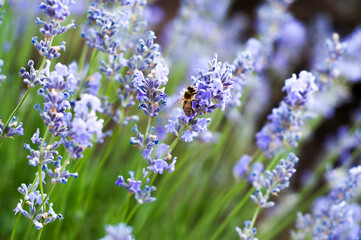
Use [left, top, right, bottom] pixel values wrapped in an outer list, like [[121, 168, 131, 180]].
[[182, 86, 197, 116]]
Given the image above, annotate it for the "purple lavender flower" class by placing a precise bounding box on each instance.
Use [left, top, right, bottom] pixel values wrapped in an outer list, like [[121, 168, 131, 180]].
[[235, 220, 258, 240], [248, 162, 264, 185], [0, 117, 24, 138], [134, 31, 161, 72], [133, 65, 168, 118], [165, 108, 211, 143], [164, 55, 234, 143], [36, 18, 76, 37], [36, 60, 72, 137], [39, 0, 73, 21], [116, 170, 156, 204], [99, 53, 128, 81], [45, 156, 78, 184], [65, 94, 104, 158], [292, 166, 361, 239], [84, 72, 102, 96], [326, 33, 347, 61], [250, 153, 298, 208], [256, 71, 318, 158], [233, 155, 252, 179], [32, 37, 66, 59], [147, 158, 177, 174], [282, 71, 318, 107], [129, 124, 177, 174], [226, 50, 255, 109], [81, 1, 147, 54], [100, 223, 134, 240], [129, 124, 145, 148], [314, 33, 347, 90], [32, 0, 75, 59], [337, 28, 361, 82], [14, 172, 63, 230], [163, 0, 241, 78], [18, 60, 41, 88], [309, 32, 348, 118], [192, 54, 234, 113], [112, 31, 166, 126], [24, 129, 62, 167]]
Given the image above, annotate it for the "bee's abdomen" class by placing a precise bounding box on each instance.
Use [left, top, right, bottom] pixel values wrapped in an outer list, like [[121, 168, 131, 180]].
[[183, 100, 193, 116], [183, 107, 192, 116]]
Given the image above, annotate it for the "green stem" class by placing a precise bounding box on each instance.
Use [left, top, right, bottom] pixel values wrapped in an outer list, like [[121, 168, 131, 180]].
[[249, 207, 260, 231], [147, 128, 185, 187], [75, 50, 99, 99], [34, 183, 57, 217], [10, 214, 21, 240], [136, 117, 152, 178], [0, 0, 8, 14], [144, 117, 152, 141], [78, 45, 89, 73], [23, 220, 33, 240], [210, 187, 254, 240], [1, 87, 31, 138], [35, 228, 43, 240], [125, 204, 139, 223], [83, 124, 122, 212], [38, 127, 50, 212], [260, 184, 329, 240], [122, 112, 201, 223], [265, 152, 283, 171], [112, 195, 131, 224], [121, 124, 187, 223], [121, 197, 130, 222], [28, 155, 68, 227], [190, 181, 245, 239], [1, 54, 48, 140]]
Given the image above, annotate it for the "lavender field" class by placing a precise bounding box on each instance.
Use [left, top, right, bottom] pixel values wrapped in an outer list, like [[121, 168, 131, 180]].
[[0, 0, 361, 239]]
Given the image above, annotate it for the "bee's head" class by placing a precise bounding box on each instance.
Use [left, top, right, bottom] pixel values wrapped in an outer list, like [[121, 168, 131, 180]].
[[187, 86, 196, 93]]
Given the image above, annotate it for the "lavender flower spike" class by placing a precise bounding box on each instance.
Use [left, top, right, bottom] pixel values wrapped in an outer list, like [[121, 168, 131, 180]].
[[256, 71, 318, 158], [18, 60, 41, 88], [100, 223, 135, 240], [133, 63, 168, 118], [0, 117, 24, 138], [116, 169, 156, 204], [32, 0, 76, 59], [250, 153, 298, 208], [282, 71, 318, 107], [236, 220, 258, 240], [14, 172, 63, 229], [292, 165, 361, 239], [39, 0, 72, 21]]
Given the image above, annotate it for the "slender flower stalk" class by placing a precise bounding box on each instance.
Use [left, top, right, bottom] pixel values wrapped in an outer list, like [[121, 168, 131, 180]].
[[234, 153, 298, 240], [1, 0, 76, 142]]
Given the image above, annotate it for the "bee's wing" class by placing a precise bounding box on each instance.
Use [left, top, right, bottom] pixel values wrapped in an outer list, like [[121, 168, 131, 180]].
[[164, 93, 183, 111]]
